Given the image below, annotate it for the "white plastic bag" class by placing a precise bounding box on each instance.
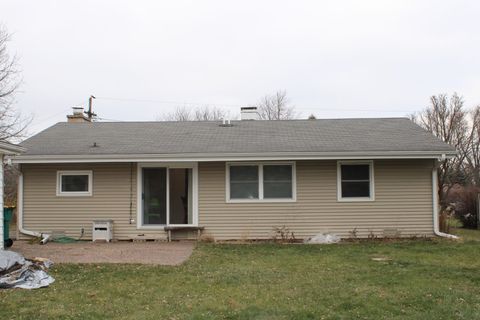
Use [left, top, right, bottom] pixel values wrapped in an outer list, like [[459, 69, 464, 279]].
[[305, 233, 341, 244]]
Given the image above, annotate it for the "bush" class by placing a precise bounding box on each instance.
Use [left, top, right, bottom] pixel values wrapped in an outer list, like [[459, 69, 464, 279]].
[[271, 225, 297, 243], [448, 186, 480, 229]]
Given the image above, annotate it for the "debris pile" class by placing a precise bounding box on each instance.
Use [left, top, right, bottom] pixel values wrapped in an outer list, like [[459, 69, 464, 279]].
[[304, 232, 341, 244], [0, 250, 55, 289]]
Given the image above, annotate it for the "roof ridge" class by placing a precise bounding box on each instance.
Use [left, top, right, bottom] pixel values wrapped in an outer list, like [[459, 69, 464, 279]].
[[54, 117, 410, 125]]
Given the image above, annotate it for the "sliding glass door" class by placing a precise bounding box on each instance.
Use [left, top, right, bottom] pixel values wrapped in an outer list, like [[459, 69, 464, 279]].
[[142, 168, 167, 225], [141, 166, 194, 226], [168, 168, 193, 225]]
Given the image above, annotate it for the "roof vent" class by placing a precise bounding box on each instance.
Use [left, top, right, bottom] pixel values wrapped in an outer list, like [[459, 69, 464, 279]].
[[241, 107, 259, 120], [219, 119, 233, 127]]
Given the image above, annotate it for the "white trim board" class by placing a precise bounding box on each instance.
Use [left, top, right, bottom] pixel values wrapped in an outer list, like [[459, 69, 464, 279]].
[[136, 162, 199, 230], [56, 170, 93, 197], [0, 141, 25, 155]]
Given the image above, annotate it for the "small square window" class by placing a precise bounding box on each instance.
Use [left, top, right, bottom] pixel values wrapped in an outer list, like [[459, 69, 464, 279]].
[[338, 162, 373, 201], [57, 171, 92, 196]]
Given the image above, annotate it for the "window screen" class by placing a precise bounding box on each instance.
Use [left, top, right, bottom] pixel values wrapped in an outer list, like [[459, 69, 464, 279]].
[[263, 165, 292, 198], [340, 164, 371, 198], [229, 165, 259, 199], [61, 175, 90, 192]]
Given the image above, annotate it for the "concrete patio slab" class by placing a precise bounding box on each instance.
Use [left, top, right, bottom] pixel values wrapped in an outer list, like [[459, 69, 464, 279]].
[[9, 241, 195, 265]]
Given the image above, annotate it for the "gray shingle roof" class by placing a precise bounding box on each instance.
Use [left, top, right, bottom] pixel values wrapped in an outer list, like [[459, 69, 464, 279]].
[[19, 118, 455, 157]]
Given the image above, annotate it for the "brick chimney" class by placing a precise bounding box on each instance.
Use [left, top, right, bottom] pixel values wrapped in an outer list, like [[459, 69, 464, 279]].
[[67, 107, 91, 123]]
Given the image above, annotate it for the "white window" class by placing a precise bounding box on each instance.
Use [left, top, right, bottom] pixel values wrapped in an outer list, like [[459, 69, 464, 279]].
[[337, 161, 374, 201], [57, 170, 93, 196], [226, 162, 296, 202]]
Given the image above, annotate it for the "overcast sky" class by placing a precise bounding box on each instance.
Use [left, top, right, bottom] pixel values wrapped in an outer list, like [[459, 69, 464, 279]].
[[3, 0, 480, 135]]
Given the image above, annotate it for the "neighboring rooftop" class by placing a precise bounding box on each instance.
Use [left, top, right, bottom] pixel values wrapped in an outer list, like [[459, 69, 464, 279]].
[[16, 118, 455, 160]]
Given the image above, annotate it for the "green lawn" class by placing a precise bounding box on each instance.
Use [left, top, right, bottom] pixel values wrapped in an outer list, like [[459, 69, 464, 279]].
[[2, 231, 480, 320], [451, 227, 480, 242]]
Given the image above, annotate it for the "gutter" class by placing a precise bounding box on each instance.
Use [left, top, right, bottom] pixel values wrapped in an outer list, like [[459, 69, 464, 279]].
[[17, 172, 51, 244], [11, 150, 458, 164], [0, 141, 26, 155], [432, 162, 458, 239]]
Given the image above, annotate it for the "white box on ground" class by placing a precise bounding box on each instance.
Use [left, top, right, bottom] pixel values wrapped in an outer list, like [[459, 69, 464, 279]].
[[92, 220, 113, 242]]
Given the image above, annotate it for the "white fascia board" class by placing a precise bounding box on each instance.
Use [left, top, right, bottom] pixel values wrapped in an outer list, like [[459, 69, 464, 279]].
[[0, 142, 26, 155], [11, 150, 457, 164]]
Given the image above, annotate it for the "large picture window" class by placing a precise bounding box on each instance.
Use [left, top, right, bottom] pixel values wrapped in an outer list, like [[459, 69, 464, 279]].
[[227, 163, 295, 202], [337, 161, 374, 201], [57, 170, 93, 196]]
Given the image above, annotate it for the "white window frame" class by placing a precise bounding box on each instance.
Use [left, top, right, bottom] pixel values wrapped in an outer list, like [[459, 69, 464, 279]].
[[337, 160, 375, 202], [226, 162, 296, 203], [56, 170, 93, 196], [136, 162, 199, 230]]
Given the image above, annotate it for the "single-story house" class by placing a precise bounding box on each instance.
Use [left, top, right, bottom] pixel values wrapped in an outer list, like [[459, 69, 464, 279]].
[[12, 107, 456, 241]]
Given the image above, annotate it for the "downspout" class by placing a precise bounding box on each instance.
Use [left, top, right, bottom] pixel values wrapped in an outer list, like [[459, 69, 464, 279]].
[[17, 172, 51, 244], [432, 160, 458, 239]]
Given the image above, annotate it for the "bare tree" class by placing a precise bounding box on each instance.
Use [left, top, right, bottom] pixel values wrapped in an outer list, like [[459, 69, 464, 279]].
[[158, 106, 229, 121], [0, 24, 31, 212], [0, 25, 30, 142], [4, 164, 19, 207], [158, 106, 191, 121], [253, 90, 296, 120], [411, 93, 473, 206], [466, 106, 480, 186], [193, 106, 228, 121]]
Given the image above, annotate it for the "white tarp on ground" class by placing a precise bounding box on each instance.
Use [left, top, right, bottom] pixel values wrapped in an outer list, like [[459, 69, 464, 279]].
[[304, 232, 341, 244], [0, 250, 55, 289]]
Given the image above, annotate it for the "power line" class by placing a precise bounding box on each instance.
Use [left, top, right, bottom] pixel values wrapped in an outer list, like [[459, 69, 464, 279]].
[[29, 96, 418, 130], [95, 96, 244, 108], [95, 117, 125, 122], [95, 96, 422, 113], [31, 108, 71, 126]]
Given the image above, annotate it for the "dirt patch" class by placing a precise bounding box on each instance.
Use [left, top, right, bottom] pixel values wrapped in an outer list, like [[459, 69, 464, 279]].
[[9, 241, 195, 265]]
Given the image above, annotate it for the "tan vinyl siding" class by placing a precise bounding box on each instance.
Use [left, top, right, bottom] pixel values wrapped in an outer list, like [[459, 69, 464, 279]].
[[20, 159, 435, 241], [20, 163, 167, 240], [199, 160, 435, 240]]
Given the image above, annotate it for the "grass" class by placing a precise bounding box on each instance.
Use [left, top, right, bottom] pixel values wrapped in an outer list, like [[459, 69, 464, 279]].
[[451, 227, 480, 241], [2, 231, 480, 319]]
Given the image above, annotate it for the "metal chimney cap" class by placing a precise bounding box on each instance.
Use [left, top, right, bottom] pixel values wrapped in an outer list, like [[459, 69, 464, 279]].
[[72, 106, 84, 115], [240, 106, 259, 120]]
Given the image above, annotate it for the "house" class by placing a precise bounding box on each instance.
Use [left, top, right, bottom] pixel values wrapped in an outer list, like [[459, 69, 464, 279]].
[[12, 107, 456, 241]]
